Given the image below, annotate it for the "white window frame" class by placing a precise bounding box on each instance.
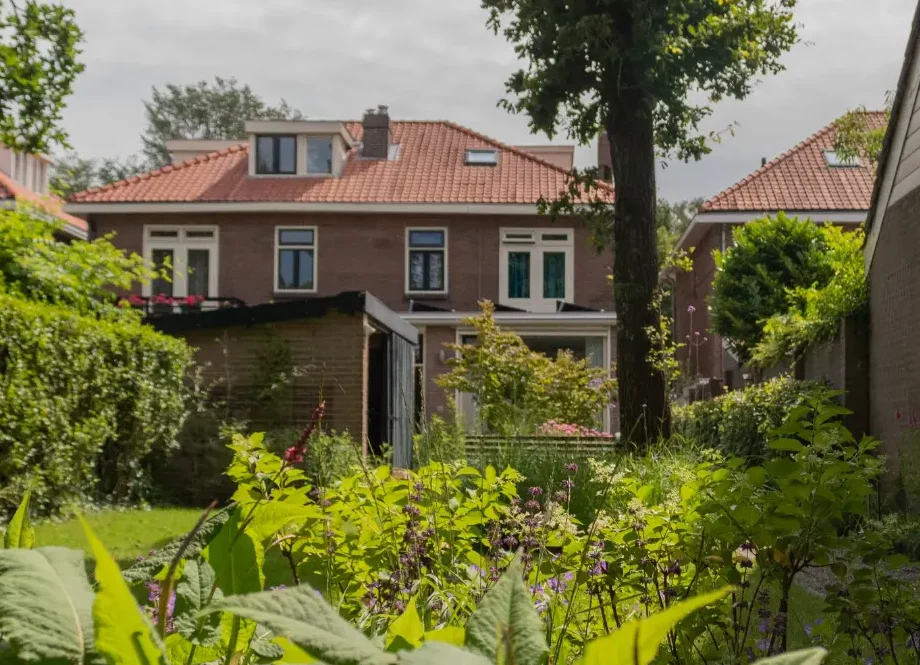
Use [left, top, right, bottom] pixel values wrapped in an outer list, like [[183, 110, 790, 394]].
[[405, 227, 448, 295], [142, 225, 219, 298], [499, 228, 574, 312], [274, 226, 318, 293]]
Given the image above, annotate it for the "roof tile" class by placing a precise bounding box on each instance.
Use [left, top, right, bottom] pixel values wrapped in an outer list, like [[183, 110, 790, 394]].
[[71, 121, 611, 205], [703, 112, 886, 212]]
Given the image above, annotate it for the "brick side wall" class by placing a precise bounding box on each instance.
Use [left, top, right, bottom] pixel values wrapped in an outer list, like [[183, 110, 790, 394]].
[[870, 185, 920, 483], [92, 212, 614, 312], [179, 310, 368, 442], [674, 225, 730, 380]]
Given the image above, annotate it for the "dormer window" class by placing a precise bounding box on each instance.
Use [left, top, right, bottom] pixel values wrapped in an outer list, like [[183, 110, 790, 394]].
[[465, 149, 499, 166], [306, 137, 333, 174], [256, 135, 297, 174]]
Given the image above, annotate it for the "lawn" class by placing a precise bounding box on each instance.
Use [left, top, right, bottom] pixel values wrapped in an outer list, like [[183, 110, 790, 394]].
[[34, 507, 203, 567], [35, 506, 293, 586]]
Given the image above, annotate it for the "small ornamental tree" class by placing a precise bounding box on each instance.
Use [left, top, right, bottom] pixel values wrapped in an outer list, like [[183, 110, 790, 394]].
[[0, 0, 84, 154], [436, 301, 615, 436], [710, 213, 833, 368], [481, 0, 799, 445]]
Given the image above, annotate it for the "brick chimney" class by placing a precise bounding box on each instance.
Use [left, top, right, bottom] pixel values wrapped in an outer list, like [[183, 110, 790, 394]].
[[362, 105, 391, 159]]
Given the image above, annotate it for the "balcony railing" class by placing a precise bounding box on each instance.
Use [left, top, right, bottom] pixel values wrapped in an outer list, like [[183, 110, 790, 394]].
[[125, 295, 246, 316]]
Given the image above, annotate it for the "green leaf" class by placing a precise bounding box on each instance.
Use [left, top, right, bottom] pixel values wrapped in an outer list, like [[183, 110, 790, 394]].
[[752, 648, 828, 665], [4, 489, 34, 549], [397, 642, 492, 665], [206, 507, 263, 595], [275, 637, 317, 664], [0, 547, 95, 663], [174, 559, 222, 647], [386, 596, 425, 651], [246, 503, 323, 545], [82, 517, 167, 665], [769, 438, 806, 453], [207, 585, 395, 665], [464, 551, 547, 665], [424, 627, 465, 646], [164, 633, 223, 665], [575, 587, 732, 665], [122, 507, 230, 585], [250, 634, 285, 661]]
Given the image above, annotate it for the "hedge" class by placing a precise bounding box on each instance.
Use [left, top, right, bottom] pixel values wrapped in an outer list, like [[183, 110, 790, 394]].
[[0, 293, 192, 514], [672, 376, 830, 462]]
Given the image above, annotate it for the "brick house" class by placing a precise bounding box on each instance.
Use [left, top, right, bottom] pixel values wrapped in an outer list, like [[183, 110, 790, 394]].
[[66, 107, 617, 435], [672, 114, 884, 391], [864, 0, 920, 474], [0, 146, 88, 240]]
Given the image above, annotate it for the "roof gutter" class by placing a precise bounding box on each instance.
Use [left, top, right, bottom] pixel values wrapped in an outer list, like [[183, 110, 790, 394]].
[[676, 209, 867, 251], [65, 202, 568, 216], [400, 311, 617, 327]]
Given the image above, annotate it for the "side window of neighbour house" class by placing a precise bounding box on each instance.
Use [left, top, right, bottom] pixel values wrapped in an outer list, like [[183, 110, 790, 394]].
[[143, 227, 218, 298], [275, 227, 317, 292], [406, 228, 447, 294]]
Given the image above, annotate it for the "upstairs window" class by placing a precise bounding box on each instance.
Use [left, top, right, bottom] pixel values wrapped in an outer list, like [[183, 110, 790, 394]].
[[406, 228, 447, 294], [256, 135, 297, 174], [465, 149, 499, 166], [307, 137, 334, 174], [143, 226, 218, 298], [275, 227, 316, 292], [500, 229, 574, 312]]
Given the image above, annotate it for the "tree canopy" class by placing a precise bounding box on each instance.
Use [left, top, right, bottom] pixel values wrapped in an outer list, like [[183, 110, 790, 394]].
[[833, 93, 893, 174], [710, 213, 834, 367], [0, 0, 84, 154], [482, 0, 799, 443], [141, 76, 303, 167]]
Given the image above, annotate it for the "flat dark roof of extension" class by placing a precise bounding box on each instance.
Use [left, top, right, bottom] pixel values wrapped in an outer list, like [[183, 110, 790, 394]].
[[147, 291, 419, 345]]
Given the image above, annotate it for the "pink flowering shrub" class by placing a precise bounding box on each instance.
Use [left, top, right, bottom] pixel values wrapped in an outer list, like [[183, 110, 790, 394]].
[[538, 420, 613, 439]]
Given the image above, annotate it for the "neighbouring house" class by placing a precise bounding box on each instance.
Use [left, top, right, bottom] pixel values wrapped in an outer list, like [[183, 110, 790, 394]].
[[863, 0, 920, 481], [671, 113, 885, 392], [0, 145, 88, 239], [65, 106, 616, 437]]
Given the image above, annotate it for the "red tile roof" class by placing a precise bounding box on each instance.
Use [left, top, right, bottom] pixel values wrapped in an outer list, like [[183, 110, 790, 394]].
[[703, 112, 887, 213], [71, 121, 610, 205], [0, 170, 88, 234]]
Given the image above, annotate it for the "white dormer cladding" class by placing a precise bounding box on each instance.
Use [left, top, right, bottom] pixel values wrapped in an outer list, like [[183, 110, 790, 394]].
[[0, 146, 50, 194], [244, 120, 356, 178]]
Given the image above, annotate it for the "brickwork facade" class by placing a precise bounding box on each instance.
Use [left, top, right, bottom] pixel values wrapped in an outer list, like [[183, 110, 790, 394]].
[[179, 310, 369, 444], [92, 212, 615, 313], [869, 185, 920, 475]]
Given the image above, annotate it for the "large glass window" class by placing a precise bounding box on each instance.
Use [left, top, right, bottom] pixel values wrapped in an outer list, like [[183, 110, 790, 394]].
[[143, 227, 218, 299], [307, 137, 333, 174], [151, 249, 174, 297], [407, 229, 446, 293], [256, 135, 297, 174], [500, 228, 574, 312], [543, 252, 566, 299], [276, 227, 316, 291], [508, 252, 531, 298]]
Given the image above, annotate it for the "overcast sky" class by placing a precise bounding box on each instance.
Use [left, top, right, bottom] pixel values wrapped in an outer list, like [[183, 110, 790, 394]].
[[59, 0, 915, 202]]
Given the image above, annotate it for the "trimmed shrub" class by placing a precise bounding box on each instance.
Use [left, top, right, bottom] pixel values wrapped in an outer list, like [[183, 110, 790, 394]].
[[0, 293, 191, 514], [672, 375, 830, 462]]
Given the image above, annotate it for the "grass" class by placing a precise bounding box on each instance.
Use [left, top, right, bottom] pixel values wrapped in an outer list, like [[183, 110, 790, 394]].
[[34, 506, 293, 587], [34, 507, 203, 567]]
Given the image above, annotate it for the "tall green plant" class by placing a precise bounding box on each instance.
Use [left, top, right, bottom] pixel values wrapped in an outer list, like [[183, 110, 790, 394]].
[[752, 225, 867, 369], [437, 301, 615, 435], [710, 213, 833, 367]]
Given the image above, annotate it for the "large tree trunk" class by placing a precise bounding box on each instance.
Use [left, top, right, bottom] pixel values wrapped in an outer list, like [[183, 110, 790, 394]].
[[607, 90, 669, 446]]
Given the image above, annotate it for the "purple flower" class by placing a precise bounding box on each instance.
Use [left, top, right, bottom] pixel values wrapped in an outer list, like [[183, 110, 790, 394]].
[[560, 479, 575, 490], [592, 560, 608, 576], [528, 486, 543, 496], [524, 499, 541, 512], [687, 305, 696, 313], [565, 463, 578, 473]]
